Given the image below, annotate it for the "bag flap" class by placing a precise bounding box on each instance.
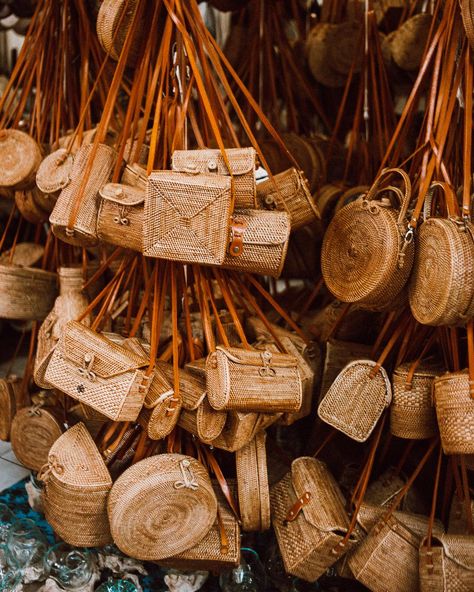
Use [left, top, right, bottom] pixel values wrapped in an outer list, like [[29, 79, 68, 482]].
[[99, 182, 145, 206], [60, 321, 148, 379], [231, 209, 290, 246], [156, 361, 206, 410], [172, 148, 256, 176], [290, 457, 350, 532], [216, 345, 298, 370], [437, 535, 474, 569]]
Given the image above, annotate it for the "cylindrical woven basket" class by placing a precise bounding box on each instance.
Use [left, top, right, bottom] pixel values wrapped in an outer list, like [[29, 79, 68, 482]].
[[15, 188, 50, 224], [0, 265, 57, 321], [96, 0, 143, 65], [0, 129, 42, 189]]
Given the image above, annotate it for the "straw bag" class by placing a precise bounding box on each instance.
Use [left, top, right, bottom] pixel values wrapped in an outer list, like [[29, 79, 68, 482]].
[[44, 320, 151, 422], [257, 168, 320, 230], [96, 0, 144, 65], [365, 467, 426, 515], [236, 431, 270, 532], [50, 143, 117, 247], [0, 129, 42, 189], [321, 168, 414, 311], [108, 454, 218, 560], [271, 457, 358, 582], [40, 423, 113, 547], [97, 182, 144, 252], [419, 535, 474, 592], [219, 209, 291, 278], [409, 183, 474, 326], [448, 496, 474, 534], [36, 148, 74, 197], [210, 410, 279, 452], [144, 171, 232, 265], [389, 14, 432, 71], [0, 376, 21, 441], [10, 405, 64, 471], [172, 147, 257, 208], [15, 187, 50, 223], [206, 345, 302, 413]]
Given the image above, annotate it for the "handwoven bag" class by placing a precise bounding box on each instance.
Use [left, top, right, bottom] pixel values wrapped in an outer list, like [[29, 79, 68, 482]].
[[271, 457, 358, 582], [0, 265, 57, 321], [172, 147, 257, 208], [0, 376, 21, 441], [257, 168, 320, 230], [409, 182, 474, 326], [219, 209, 291, 278], [97, 182, 144, 252], [144, 171, 232, 265], [0, 129, 42, 189], [236, 431, 270, 532], [36, 148, 74, 197], [40, 423, 113, 547], [209, 410, 279, 452], [50, 143, 117, 247], [321, 168, 414, 311], [15, 187, 50, 223], [364, 467, 426, 515], [448, 496, 474, 534], [389, 14, 432, 71], [206, 345, 302, 413], [44, 320, 151, 422], [96, 0, 144, 65], [419, 535, 474, 591], [108, 454, 218, 560]]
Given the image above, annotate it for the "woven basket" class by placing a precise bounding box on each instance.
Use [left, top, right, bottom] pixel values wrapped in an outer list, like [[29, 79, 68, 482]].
[[210, 410, 279, 452], [318, 360, 392, 442], [0, 264, 57, 321], [15, 187, 50, 223], [50, 143, 116, 247], [0, 242, 44, 267], [96, 0, 143, 65], [281, 134, 325, 195], [10, 406, 64, 471], [271, 457, 358, 582], [0, 129, 42, 189], [390, 14, 432, 71], [36, 148, 74, 196], [108, 454, 217, 561], [307, 24, 348, 88], [419, 535, 474, 591], [434, 370, 474, 454], [0, 376, 21, 441], [97, 182, 144, 252], [236, 431, 270, 532], [448, 496, 474, 535], [390, 362, 440, 439], [40, 423, 112, 547], [365, 466, 426, 515], [357, 502, 444, 539]]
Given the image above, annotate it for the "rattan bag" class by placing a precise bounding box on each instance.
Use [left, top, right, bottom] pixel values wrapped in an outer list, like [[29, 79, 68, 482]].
[[0, 376, 22, 441], [419, 534, 474, 591], [0, 129, 42, 189], [36, 148, 74, 197], [210, 410, 279, 452]]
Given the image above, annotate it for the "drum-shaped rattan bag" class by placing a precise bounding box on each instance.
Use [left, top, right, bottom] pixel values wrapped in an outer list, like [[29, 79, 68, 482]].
[[108, 454, 217, 561], [0, 129, 42, 189], [0, 376, 21, 441], [321, 168, 414, 311], [36, 148, 74, 197], [96, 0, 144, 65], [389, 14, 432, 71], [0, 265, 57, 321], [419, 535, 474, 591]]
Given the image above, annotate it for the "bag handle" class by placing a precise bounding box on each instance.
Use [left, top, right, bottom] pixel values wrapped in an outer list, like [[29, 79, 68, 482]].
[[424, 444, 443, 570], [364, 168, 412, 226], [463, 45, 473, 221], [424, 181, 460, 220]]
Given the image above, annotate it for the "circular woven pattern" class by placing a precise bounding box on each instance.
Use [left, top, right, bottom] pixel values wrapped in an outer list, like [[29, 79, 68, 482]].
[[329, 21, 362, 76], [196, 398, 227, 442], [108, 454, 217, 560], [36, 148, 74, 194], [11, 406, 63, 471], [0, 265, 57, 321], [96, 0, 143, 65], [390, 14, 432, 71], [307, 24, 347, 88], [0, 129, 41, 188]]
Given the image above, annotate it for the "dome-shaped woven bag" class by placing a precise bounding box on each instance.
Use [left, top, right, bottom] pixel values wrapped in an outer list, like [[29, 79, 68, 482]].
[[321, 168, 414, 311], [108, 454, 217, 560], [0, 129, 42, 189]]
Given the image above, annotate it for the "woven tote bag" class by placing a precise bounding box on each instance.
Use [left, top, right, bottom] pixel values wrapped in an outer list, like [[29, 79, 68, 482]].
[[0, 129, 42, 189], [206, 345, 302, 413], [321, 168, 414, 311], [97, 182, 144, 252], [108, 454, 217, 561], [50, 143, 116, 247], [0, 376, 21, 441], [144, 171, 232, 265], [0, 265, 57, 321], [419, 535, 474, 592], [36, 148, 74, 197], [236, 431, 270, 532], [172, 147, 257, 208], [271, 457, 358, 582], [40, 423, 113, 547], [44, 320, 151, 422], [257, 168, 320, 230]]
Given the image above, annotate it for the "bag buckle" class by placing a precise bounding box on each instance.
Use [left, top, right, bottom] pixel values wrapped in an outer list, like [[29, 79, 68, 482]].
[[229, 217, 247, 257], [283, 492, 311, 525], [78, 353, 96, 381], [259, 350, 276, 377]]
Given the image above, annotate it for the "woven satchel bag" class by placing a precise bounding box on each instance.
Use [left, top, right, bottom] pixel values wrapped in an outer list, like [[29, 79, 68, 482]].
[[206, 345, 302, 413], [271, 457, 358, 582], [172, 147, 257, 208], [97, 182, 144, 252], [44, 320, 151, 422], [419, 535, 474, 592]]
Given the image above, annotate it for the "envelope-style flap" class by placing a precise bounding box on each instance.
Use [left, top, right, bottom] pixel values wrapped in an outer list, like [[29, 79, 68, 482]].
[[231, 209, 290, 247], [215, 345, 298, 370], [60, 321, 148, 379], [257, 167, 301, 200], [290, 457, 349, 532], [436, 534, 474, 569], [172, 148, 256, 177], [156, 360, 206, 410], [100, 182, 145, 206]]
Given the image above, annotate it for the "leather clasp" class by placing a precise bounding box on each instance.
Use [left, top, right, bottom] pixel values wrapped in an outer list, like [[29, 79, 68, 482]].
[[284, 491, 311, 524], [228, 217, 247, 257]]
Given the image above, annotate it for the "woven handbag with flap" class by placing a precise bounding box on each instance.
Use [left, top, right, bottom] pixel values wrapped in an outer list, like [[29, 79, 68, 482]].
[[44, 320, 151, 422], [419, 534, 474, 592], [172, 147, 257, 208], [36, 148, 74, 198]]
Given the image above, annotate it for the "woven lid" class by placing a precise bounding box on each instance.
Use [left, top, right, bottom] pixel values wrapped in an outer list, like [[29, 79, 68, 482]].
[[108, 454, 217, 560], [99, 182, 145, 206], [0, 242, 44, 267], [429, 534, 474, 569], [36, 148, 74, 193], [0, 129, 42, 187], [172, 147, 256, 176]]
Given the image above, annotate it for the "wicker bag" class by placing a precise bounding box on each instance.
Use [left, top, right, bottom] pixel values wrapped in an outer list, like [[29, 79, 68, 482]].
[[44, 320, 151, 422], [236, 431, 270, 532], [15, 187, 50, 223], [271, 457, 358, 582], [419, 535, 474, 591], [448, 496, 474, 534], [389, 14, 432, 71], [210, 410, 279, 452], [0, 376, 22, 441], [36, 148, 74, 197], [40, 423, 113, 547], [220, 209, 291, 278], [97, 182, 144, 252], [50, 143, 116, 247], [257, 168, 320, 230], [96, 0, 144, 65], [172, 147, 257, 208], [144, 171, 232, 265], [108, 454, 218, 560], [321, 168, 414, 311], [206, 345, 302, 413], [0, 129, 42, 189]]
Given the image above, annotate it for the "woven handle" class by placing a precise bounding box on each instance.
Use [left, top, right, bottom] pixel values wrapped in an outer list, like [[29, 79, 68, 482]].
[[423, 181, 459, 220], [365, 168, 412, 226]]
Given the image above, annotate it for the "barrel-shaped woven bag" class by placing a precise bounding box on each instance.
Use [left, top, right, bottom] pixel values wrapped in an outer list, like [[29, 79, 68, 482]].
[[0, 129, 42, 189], [390, 14, 432, 71], [108, 454, 217, 561], [419, 535, 474, 591], [0, 265, 57, 321]]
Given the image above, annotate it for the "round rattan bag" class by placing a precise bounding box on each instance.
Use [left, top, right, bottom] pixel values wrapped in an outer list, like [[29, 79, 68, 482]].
[[36, 148, 74, 196], [108, 454, 217, 561], [321, 168, 414, 311], [96, 0, 144, 66], [0, 129, 42, 189]]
